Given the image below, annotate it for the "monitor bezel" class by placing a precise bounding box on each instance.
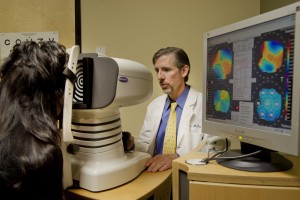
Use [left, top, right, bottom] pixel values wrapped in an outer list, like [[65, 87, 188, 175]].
[[202, 2, 300, 156]]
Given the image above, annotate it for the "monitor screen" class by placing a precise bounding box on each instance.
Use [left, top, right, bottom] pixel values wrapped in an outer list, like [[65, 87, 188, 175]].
[[202, 2, 300, 172]]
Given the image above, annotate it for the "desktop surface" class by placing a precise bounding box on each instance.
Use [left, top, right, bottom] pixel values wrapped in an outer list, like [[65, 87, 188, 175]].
[[175, 151, 300, 186], [65, 169, 172, 200], [172, 149, 300, 200]]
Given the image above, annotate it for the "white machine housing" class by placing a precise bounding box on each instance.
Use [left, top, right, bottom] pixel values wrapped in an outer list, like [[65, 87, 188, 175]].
[[70, 54, 153, 191]]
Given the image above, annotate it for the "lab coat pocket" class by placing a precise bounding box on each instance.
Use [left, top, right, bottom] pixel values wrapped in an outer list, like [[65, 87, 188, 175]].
[[188, 117, 203, 148], [189, 113, 202, 133], [179, 131, 203, 154], [190, 122, 201, 133]]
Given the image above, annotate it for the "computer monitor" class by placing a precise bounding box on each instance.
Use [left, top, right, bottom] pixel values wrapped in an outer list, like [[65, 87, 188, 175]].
[[202, 2, 300, 172]]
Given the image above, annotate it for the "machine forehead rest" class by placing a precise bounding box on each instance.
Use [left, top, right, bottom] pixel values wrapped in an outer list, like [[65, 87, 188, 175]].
[[63, 68, 77, 83]]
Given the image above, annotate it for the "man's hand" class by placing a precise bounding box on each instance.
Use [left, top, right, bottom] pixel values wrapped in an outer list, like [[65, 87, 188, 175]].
[[122, 131, 135, 151], [145, 154, 179, 172]]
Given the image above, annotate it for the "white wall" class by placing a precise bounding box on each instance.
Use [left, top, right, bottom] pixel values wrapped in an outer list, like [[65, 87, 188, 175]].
[[80, 0, 260, 137]]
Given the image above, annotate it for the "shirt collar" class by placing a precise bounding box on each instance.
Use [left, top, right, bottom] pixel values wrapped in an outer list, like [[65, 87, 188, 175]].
[[165, 85, 190, 110]]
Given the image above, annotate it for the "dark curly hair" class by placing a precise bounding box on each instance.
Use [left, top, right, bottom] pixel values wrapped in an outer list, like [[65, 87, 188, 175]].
[[0, 41, 69, 199]]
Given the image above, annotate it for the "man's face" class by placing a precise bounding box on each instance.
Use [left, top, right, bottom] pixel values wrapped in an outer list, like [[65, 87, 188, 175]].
[[154, 54, 188, 99]]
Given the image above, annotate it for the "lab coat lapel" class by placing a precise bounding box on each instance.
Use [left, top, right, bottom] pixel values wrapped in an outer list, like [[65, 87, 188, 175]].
[[151, 95, 167, 139], [177, 89, 197, 145]]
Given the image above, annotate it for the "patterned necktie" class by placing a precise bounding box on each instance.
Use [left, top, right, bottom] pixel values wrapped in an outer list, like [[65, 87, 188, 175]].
[[163, 102, 177, 154]]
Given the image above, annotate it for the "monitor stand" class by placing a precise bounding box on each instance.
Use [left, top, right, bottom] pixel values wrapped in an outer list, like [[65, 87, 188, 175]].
[[217, 142, 293, 172]]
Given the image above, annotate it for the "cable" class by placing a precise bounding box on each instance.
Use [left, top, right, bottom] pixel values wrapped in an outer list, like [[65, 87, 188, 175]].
[[201, 150, 262, 163], [201, 138, 262, 164], [206, 138, 229, 159]]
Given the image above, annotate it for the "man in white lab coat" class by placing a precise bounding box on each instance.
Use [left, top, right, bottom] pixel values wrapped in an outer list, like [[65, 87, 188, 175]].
[[132, 47, 210, 172]]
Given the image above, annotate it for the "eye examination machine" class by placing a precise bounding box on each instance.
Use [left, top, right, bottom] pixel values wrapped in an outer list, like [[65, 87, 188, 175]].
[[62, 48, 153, 192]]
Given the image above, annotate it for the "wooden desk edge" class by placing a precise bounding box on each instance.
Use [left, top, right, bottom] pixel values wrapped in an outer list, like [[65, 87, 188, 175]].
[[172, 149, 300, 200], [173, 151, 300, 185], [66, 169, 172, 200]]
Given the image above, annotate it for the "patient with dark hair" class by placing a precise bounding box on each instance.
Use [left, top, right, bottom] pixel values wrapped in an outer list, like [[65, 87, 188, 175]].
[[0, 41, 69, 199]]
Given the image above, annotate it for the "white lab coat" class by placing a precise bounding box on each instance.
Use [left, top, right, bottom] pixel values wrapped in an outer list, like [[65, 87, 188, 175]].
[[136, 87, 210, 156]]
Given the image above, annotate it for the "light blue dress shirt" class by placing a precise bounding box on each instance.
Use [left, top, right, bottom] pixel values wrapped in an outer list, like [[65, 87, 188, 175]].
[[155, 85, 190, 155]]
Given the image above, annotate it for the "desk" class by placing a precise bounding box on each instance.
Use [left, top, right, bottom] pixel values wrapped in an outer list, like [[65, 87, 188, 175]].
[[65, 169, 172, 200], [172, 149, 300, 200]]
